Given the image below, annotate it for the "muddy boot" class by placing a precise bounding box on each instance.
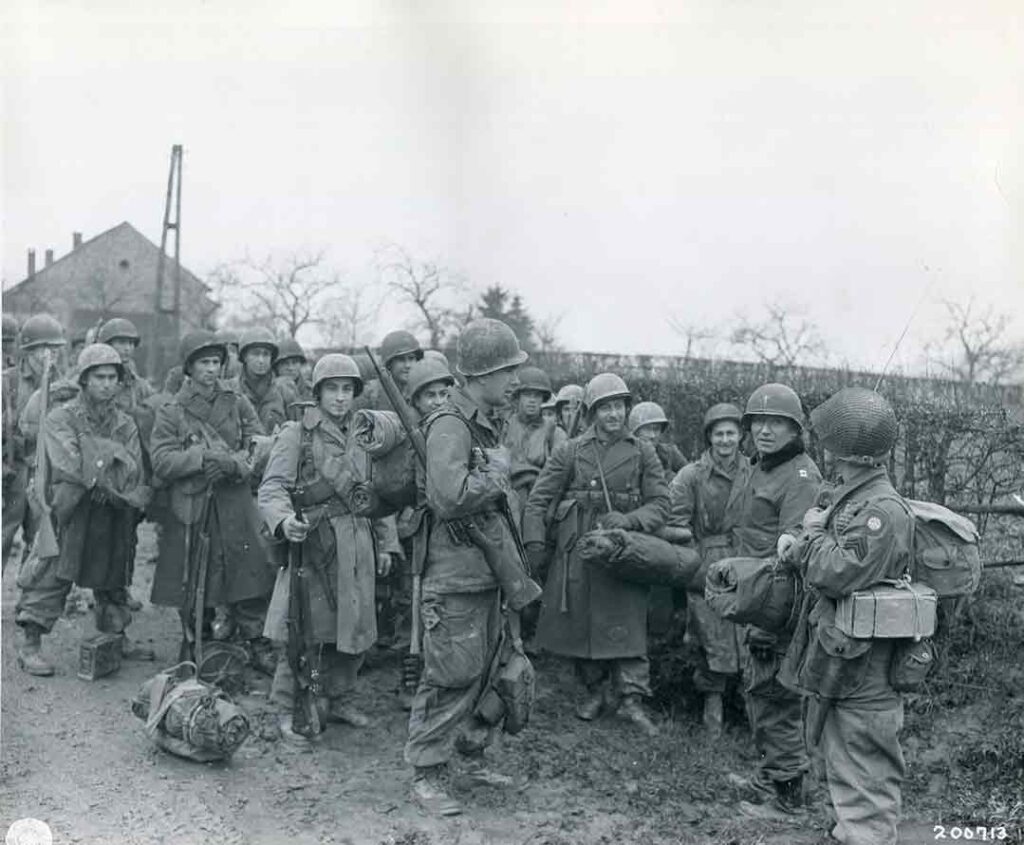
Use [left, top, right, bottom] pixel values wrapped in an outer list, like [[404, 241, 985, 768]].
[[618, 695, 658, 736], [576, 688, 605, 721], [16, 624, 55, 677], [277, 714, 315, 751], [702, 693, 724, 737], [461, 753, 514, 788], [328, 702, 372, 728], [774, 775, 806, 815], [119, 634, 156, 661], [412, 765, 462, 816], [726, 771, 776, 804], [247, 638, 277, 676]]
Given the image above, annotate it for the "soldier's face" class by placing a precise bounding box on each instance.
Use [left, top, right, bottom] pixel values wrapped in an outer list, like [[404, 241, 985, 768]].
[[388, 353, 419, 386], [593, 399, 626, 436], [634, 423, 662, 445], [319, 378, 356, 420], [477, 366, 519, 408], [276, 359, 302, 379], [413, 381, 450, 417], [750, 415, 800, 456], [83, 365, 121, 403], [244, 347, 273, 376], [109, 338, 136, 361], [517, 390, 544, 419], [190, 355, 223, 388], [710, 421, 740, 459]]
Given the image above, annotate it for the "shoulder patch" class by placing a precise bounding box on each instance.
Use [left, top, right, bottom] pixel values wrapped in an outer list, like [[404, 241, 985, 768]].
[[798, 468, 808, 478], [866, 515, 883, 532]]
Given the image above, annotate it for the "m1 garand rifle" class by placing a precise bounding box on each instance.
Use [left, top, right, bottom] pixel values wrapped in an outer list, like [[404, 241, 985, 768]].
[[32, 349, 61, 560], [181, 488, 214, 665], [284, 504, 325, 738], [364, 347, 541, 619]]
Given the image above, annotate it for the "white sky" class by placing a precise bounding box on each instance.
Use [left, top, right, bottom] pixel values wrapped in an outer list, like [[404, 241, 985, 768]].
[[2, 0, 1022, 370]]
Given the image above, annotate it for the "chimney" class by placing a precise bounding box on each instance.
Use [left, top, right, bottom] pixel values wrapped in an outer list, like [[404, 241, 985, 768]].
[[27, 249, 36, 278], [45, 249, 54, 267], [72, 231, 83, 249]]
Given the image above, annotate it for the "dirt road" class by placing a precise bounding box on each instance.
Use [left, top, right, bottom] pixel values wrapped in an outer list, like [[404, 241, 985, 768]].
[[0, 526, 961, 844]]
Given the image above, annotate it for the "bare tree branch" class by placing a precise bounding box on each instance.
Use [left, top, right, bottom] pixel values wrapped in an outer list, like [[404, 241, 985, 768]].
[[929, 297, 1024, 385], [727, 301, 827, 367], [535, 312, 565, 353], [666, 315, 718, 359]]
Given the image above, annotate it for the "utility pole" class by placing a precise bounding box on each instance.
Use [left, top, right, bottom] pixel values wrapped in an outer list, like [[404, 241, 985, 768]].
[[149, 144, 183, 380]]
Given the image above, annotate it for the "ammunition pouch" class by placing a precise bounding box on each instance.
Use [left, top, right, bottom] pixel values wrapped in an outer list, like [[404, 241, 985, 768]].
[[564, 489, 641, 511], [889, 637, 935, 693], [796, 603, 874, 699]]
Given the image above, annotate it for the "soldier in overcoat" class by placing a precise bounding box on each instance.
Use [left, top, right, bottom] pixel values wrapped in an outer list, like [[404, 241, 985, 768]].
[[524, 373, 669, 734], [726, 383, 822, 819], [273, 337, 314, 421], [259, 353, 401, 743], [229, 327, 289, 434], [149, 331, 276, 668], [667, 402, 751, 735], [15, 344, 153, 674]]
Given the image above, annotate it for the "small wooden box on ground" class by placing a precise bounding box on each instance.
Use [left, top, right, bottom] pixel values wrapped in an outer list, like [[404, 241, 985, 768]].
[[835, 582, 937, 639], [78, 633, 123, 680]]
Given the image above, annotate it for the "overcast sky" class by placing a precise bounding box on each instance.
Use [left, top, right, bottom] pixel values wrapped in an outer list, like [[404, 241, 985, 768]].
[[2, 0, 1022, 371]]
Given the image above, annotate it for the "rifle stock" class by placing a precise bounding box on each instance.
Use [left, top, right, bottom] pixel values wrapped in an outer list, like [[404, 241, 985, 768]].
[[33, 356, 60, 560], [363, 347, 427, 467]]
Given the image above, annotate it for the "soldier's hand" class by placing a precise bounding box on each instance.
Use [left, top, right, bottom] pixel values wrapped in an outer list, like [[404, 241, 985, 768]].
[[776, 533, 798, 562], [282, 514, 309, 543], [802, 507, 827, 531], [376, 552, 393, 578], [483, 446, 512, 476], [469, 447, 486, 470], [525, 542, 547, 574], [600, 512, 632, 531]]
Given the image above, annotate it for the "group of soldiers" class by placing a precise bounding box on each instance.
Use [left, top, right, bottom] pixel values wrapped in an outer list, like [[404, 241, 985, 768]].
[[2, 309, 917, 844]]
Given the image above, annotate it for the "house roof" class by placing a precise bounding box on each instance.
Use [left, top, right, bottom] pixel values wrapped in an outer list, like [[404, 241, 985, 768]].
[[5, 221, 210, 295]]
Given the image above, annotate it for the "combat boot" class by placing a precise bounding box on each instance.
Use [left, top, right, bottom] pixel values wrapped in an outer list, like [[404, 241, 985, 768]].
[[618, 695, 659, 736], [412, 765, 462, 816], [702, 693, 724, 737], [327, 702, 372, 728], [576, 688, 605, 721], [277, 714, 315, 750], [247, 637, 277, 676], [16, 624, 55, 676], [461, 752, 514, 787]]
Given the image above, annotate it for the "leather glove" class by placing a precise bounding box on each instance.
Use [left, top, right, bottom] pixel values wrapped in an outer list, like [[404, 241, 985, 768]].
[[203, 451, 236, 483], [802, 507, 827, 532], [525, 542, 548, 575], [600, 512, 633, 531]]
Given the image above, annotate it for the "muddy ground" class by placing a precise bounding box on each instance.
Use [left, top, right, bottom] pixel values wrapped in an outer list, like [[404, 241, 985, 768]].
[[1, 524, 1020, 845]]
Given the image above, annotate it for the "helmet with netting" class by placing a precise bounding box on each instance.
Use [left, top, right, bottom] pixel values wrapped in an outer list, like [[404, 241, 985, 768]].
[[810, 387, 898, 463]]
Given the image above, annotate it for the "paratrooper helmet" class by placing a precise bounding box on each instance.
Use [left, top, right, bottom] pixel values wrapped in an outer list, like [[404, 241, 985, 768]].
[[810, 387, 898, 464]]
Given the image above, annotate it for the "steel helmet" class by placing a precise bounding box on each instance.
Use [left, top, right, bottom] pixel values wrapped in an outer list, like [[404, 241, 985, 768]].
[[97, 317, 141, 346], [19, 314, 66, 350], [2, 313, 19, 343], [702, 402, 743, 441], [407, 357, 455, 401], [380, 330, 423, 368], [511, 366, 553, 400], [312, 353, 364, 397], [584, 373, 630, 412], [541, 395, 558, 412], [179, 330, 226, 373], [76, 343, 124, 383], [421, 348, 450, 366], [456, 319, 529, 377], [628, 401, 669, 434], [238, 327, 279, 362], [275, 338, 306, 366], [554, 383, 584, 411], [216, 329, 240, 348], [742, 383, 805, 431], [810, 387, 898, 463]]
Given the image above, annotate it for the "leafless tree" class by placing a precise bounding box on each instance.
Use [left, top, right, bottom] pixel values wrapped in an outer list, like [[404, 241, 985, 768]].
[[209, 252, 339, 339], [535, 312, 565, 353], [322, 280, 385, 348], [728, 300, 827, 367], [928, 297, 1024, 385], [374, 243, 468, 348], [666, 316, 718, 359]]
